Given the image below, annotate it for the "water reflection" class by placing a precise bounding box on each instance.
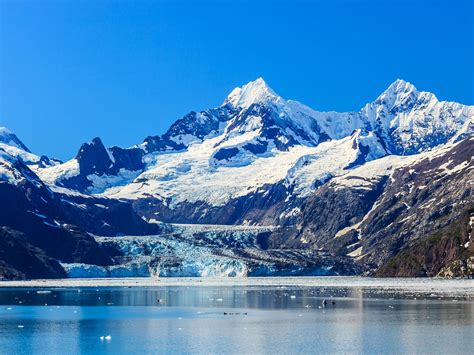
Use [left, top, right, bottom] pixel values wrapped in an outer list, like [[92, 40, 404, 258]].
[[0, 286, 472, 354]]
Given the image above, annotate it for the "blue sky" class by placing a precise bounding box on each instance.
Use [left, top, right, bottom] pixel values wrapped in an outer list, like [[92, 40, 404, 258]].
[[1, 0, 473, 159]]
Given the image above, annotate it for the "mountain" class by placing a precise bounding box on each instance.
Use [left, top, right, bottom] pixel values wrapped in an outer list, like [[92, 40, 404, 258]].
[[286, 137, 473, 275], [37, 78, 470, 221], [1, 78, 473, 279], [0, 141, 162, 279], [0, 127, 30, 151], [0, 127, 61, 169], [0, 149, 107, 279]]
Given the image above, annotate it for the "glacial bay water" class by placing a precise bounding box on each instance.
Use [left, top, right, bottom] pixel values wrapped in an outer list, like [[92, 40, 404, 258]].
[[0, 278, 473, 354]]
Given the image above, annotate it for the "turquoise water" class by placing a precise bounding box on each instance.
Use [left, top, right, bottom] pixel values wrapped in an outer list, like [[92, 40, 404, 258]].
[[0, 286, 472, 354]]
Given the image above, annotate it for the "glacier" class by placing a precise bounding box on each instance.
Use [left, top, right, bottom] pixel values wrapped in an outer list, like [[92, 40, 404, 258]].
[[60, 224, 349, 278]]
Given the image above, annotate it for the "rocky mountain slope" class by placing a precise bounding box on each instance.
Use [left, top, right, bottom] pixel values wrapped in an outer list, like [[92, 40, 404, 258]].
[[1, 78, 472, 279]]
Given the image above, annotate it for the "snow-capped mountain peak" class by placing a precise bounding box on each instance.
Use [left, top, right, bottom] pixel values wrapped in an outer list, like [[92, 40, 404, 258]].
[[359, 79, 473, 154], [0, 127, 31, 152], [223, 77, 281, 108], [0, 126, 57, 168], [386, 78, 417, 95], [373, 79, 420, 110]]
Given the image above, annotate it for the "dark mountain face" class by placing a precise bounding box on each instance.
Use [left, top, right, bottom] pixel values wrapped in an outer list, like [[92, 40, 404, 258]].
[[375, 210, 474, 277], [289, 176, 389, 251], [0, 152, 162, 279], [57, 137, 145, 192], [75, 137, 113, 175], [133, 182, 289, 226], [0, 227, 66, 280], [0, 177, 111, 279]]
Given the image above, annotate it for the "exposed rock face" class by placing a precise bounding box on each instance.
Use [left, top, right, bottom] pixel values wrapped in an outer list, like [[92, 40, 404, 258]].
[[375, 211, 474, 277], [288, 176, 388, 250], [0, 227, 66, 280], [133, 182, 289, 225], [56, 137, 145, 192], [438, 257, 474, 278], [359, 138, 473, 271]]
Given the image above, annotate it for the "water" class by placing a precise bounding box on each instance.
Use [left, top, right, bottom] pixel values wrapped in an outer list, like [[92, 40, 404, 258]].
[[0, 283, 473, 354]]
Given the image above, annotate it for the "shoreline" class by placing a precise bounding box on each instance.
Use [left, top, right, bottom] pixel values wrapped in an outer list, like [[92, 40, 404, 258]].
[[0, 276, 473, 296]]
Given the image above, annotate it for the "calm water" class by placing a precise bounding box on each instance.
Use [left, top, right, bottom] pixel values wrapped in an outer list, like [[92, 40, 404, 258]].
[[0, 285, 473, 354]]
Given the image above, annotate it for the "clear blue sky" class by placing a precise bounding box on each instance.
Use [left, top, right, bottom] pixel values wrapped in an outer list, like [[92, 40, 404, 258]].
[[1, 0, 473, 160]]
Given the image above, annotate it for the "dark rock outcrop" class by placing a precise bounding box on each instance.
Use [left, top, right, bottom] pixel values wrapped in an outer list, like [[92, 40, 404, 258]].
[[59, 137, 145, 192], [375, 211, 474, 277], [0, 227, 66, 280]]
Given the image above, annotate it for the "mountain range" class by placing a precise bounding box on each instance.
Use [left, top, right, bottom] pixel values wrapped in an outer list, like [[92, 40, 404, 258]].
[[1, 78, 473, 279]]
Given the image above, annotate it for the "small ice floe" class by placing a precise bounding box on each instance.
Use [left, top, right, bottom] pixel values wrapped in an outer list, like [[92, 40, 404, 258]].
[[36, 290, 52, 294], [216, 298, 223, 302], [100, 335, 112, 341], [18, 325, 24, 328], [178, 317, 183, 320], [7, 307, 12, 310], [290, 295, 296, 299], [178, 328, 182, 331]]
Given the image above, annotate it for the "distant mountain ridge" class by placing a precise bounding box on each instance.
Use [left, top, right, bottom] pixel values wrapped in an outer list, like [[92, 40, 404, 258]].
[[1, 78, 473, 279], [21, 78, 472, 199]]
